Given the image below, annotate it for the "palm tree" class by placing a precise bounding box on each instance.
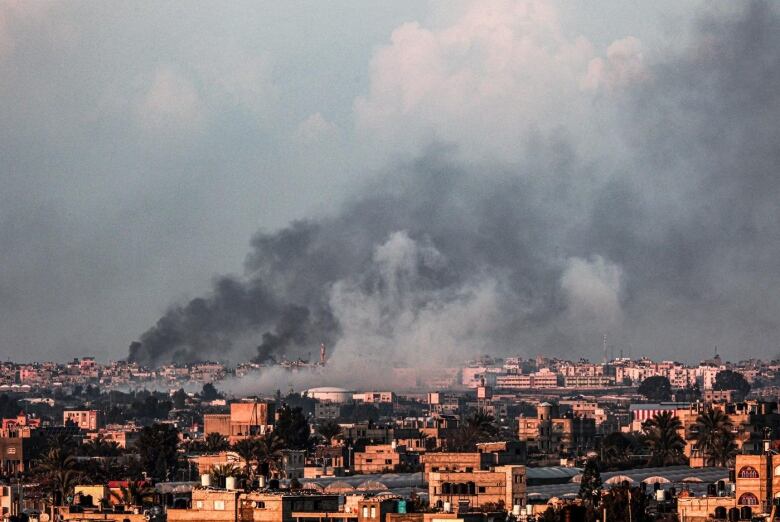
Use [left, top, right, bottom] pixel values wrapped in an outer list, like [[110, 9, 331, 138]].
[[203, 432, 230, 453], [232, 439, 258, 478], [317, 421, 342, 444], [453, 411, 498, 451], [37, 448, 81, 506], [109, 481, 156, 506], [210, 463, 242, 487], [693, 409, 736, 467], [600, 432, 634, 469], [643, 412, 686, 466], [253, 432, 284, 479], [83, 435, 122, 457]]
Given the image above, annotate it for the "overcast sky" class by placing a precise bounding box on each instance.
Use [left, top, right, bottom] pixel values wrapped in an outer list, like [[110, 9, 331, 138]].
[[6, 1, 777, 365]]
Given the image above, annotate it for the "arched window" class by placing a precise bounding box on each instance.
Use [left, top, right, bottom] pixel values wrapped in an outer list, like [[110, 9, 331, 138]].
[[740, 506, 753, 520], [774, 465, 780, 476], [714, 506, 727, 520], [738, 492, 759, 505], [737, 466, 760, 479]]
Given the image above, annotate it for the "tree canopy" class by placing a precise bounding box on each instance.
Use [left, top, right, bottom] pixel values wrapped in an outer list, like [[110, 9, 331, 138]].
[[275, 405, 311, 450], [637, 376, 672, 402], [713, 370, 751, 397]]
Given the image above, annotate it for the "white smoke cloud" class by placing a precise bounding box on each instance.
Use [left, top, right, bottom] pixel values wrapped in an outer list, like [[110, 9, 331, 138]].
[[581, 36, 647, 91], [354, 0, 642, 162], [561, 255, 623, 326], [328, 231, 510, 369]]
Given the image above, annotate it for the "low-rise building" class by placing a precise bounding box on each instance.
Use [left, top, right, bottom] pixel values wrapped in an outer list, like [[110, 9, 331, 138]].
[[428, 465, 526, 511]]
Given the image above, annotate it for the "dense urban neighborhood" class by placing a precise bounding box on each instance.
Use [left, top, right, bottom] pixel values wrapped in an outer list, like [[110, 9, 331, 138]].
[[0, 353, 778, 521]]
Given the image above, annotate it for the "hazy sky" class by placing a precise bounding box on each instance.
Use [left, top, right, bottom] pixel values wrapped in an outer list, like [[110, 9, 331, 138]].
[[6, 1, 777, 365]]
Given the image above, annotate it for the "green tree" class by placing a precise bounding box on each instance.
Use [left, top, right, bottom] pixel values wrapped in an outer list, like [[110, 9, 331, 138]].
[[452, 411, 499, 451], [600, 432, 636, 469], [601, 484, 650, 522], [643, 412, 686, 466], [694, 409, 736, 467], [254, 432, 284, 479], [317, 420, 342, 444], [201, 383, 220, 401], [172, 389, 188, 410], [275, 406, 311, 450], [714, 370, 751, 398], [578, 457, 602, 504], [82, 434, 122, 457], [203, 432, 230, 453], [109, 482, 156, 506], [37, 448, 81, 506], [209, 463, 242, 487], [637, 376, 672, 402], [232, 438, 258, 478], [135, 423, 180, 481]]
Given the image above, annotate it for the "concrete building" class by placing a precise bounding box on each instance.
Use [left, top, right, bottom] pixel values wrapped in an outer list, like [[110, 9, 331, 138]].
[[306, 388, 354, 404], [167, 489, 361, 522], [203, 401, 273, 442], [353, 444, 418, 474], [0, 484, 23, 518], [64, 410, 103, 431], [84, 427, 140, 449], [353, 392, 395, 404], [428, 465, 526, 511], [518, 403, 595, 457], [0, 430, 46, 474], [676, 453, 780, 520], [420, 442, 526, 483]]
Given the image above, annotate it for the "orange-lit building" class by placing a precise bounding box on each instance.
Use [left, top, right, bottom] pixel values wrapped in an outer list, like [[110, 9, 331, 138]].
[[203, 401, 273, 443], [428, 465, 526, 511], [64, 410, 104, 431]]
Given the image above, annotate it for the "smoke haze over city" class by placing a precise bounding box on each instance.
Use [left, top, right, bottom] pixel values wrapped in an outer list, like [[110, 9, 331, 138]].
[[1, 1, 778, 366]]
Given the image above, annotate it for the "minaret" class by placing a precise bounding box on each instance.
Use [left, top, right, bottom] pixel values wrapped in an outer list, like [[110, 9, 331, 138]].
[[603, 334, 608, 364], [320, 343, 326, 366]]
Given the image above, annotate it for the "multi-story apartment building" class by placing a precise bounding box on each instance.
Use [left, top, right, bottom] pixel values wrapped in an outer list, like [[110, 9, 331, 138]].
[[428, 465, 526, 511], [63, 410, 103, 431], [518, 403, 596, 457]]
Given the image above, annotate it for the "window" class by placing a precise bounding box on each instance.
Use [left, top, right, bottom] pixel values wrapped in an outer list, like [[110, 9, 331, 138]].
[[196, 501, 203, 509], [214, 501, 225, 511], [738, 493, 759, 505], [6, 448, 15, 455], [255, 502, 265, 509], [478, 487, 486, 493], [370, 506, 376, 518], [738, 466, 760, 479], [362, 507, 369, 518]]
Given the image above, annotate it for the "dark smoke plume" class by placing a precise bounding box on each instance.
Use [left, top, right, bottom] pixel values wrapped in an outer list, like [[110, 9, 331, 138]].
[[129, 3, 780, 367]]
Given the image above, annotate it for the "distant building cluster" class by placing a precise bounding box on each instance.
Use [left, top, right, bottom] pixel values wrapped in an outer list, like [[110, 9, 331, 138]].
[[0, 352, 779, 521]]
